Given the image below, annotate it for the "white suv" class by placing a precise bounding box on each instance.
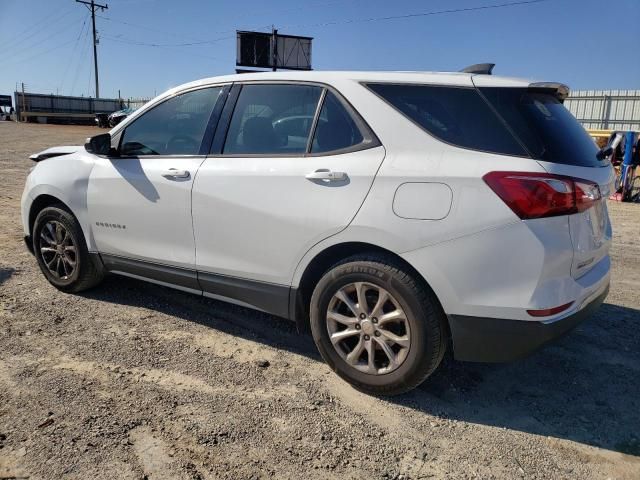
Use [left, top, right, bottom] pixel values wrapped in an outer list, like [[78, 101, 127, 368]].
[[21, 69, 613, 395]]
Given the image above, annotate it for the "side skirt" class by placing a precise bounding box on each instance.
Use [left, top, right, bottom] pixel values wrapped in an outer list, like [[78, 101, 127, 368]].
[[100, 254, 291, 320], [197, 270, 291, 319], [101, 254, 200, 291]]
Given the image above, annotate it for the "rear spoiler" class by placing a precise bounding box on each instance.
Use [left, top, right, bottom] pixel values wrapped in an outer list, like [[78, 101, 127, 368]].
[[460, 64, 570, 103], [528, 82, 570, 102]]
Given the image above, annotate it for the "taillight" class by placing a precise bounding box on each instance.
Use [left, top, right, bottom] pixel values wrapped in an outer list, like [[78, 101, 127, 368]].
[[483, 171, 601, 219]]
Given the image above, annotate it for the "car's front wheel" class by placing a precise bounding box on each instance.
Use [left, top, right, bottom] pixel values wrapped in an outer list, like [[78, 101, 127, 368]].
[[310, 255, 447, 395], [32, 205, 104, 293]]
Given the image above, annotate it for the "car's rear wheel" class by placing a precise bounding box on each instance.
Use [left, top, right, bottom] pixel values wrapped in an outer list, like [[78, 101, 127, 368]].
[[32, 206, 104, 292], [310, 254, 447, 395]]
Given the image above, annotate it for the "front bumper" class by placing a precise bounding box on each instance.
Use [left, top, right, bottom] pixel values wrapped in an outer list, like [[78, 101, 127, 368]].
[[448, 284, 609, 362]]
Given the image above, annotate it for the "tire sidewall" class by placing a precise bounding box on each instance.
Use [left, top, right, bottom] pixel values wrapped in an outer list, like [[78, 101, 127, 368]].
[[33, 207, 85, 290], [310, 261, 434, 390]]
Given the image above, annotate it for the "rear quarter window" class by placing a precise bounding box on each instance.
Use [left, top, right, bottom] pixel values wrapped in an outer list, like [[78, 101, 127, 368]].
[[366, 83, 528, 157]]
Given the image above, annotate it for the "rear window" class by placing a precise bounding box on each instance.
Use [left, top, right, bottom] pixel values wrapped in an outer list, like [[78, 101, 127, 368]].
[[367, 83, 527, 157], [368, 83, 601, 167], [479, 88, 601, 167]]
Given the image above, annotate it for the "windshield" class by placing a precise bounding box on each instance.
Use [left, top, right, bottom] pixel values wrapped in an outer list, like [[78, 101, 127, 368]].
[[479, 88, 602, 167]]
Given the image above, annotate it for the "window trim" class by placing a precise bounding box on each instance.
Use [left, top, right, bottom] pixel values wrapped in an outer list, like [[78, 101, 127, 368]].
[[211, 80, 381, 158], [362, 81, 533, 160], [305, 88, 327, 154], [115, 84, 230, 159]]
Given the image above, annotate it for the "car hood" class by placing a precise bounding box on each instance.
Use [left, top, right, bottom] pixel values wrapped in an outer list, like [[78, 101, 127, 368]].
[[30, 145, 83, 162]]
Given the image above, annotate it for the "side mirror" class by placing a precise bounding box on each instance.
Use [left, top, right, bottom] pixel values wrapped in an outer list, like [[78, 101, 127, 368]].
[[85, 133, 116, 156]]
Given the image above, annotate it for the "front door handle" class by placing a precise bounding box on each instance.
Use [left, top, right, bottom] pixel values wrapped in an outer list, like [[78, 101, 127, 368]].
[[162, 168, 190, 179], [305, 169, 347, 182]]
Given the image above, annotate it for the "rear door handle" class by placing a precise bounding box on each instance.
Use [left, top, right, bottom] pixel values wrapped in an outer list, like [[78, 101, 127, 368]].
[[162, 168, 190, 179], [305, 169, 347, 181]]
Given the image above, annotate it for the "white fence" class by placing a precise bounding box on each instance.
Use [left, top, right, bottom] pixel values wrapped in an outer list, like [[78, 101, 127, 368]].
[[564, 90, 640, 131]]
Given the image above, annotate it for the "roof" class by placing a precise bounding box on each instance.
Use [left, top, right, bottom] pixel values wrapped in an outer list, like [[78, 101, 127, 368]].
[[163, 70, 538, 96]]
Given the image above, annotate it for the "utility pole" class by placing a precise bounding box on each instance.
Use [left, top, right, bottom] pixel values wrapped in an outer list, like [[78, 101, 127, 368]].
[[76, 0, 108, 98], [271, 27, 278, 71], [21, 82, 26, 122]]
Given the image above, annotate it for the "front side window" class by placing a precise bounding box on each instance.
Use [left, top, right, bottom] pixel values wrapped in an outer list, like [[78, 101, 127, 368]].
[[120, 87, 222, 156], [224, 84, 322, 155], [367, 83, 527, 157]]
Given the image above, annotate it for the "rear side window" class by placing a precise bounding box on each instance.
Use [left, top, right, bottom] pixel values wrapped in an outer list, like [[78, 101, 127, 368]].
[[367, 83, 527, 157], [224, 84, 322, 155], [311, 91, 365, 153], [479, 88, 601, 167]]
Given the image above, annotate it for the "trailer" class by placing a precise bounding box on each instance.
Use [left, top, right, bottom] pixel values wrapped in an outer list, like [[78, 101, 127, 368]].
[[13, 92, 125, 125]]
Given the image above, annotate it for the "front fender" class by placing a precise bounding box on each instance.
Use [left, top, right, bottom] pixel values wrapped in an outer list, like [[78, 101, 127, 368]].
[[22, 152, 97, 251]]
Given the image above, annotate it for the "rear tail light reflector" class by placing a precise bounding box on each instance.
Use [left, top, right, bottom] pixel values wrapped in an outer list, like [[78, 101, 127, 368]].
[[527, 302, 574, 317]]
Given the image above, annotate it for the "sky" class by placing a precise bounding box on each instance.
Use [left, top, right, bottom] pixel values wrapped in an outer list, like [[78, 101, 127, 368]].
[[0, 0, 638, 101]]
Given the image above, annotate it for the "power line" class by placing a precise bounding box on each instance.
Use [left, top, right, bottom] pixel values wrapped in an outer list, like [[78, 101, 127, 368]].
[[99, 32, 236, 48], [5, 38, 77, 67], [284, 0, 552, 29], [60, 14, 91, 94], [96, 14, 252, 44], [99, 34, 231, 63], [0, 14, 84, 62], [96, 14, 213, 43], [71, 23, 92, 96], [0, 7, 76, 51]]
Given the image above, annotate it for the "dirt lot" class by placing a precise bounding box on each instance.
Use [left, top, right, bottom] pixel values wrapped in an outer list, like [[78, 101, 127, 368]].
[[0, 121, 639, 480]]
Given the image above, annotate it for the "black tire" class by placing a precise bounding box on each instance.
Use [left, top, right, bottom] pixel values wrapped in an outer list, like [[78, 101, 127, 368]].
[[309, 254, 447, 396], [32, 205, 104, 293], [630, 174, 640, 202]]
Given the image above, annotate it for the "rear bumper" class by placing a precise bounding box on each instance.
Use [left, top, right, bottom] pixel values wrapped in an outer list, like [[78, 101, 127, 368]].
[[448, 284, 609, 362]]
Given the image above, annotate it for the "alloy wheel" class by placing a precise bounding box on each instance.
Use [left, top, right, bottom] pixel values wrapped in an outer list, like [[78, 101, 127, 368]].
[[326, 282, 411, 375], [39, 220, 77, 280]]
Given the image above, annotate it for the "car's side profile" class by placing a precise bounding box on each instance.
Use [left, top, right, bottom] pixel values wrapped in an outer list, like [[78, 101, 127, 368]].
[[22, 70, 613, 395]]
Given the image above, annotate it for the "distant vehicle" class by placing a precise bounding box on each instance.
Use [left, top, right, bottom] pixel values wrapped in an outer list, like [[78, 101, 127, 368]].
[[96, 107, 136, 128], [108, 107, 135, 127], [95, 112, 110, 128], [0, 95, 12, 120], [22, 69, 613, 395], [0, 106, 13, 121]]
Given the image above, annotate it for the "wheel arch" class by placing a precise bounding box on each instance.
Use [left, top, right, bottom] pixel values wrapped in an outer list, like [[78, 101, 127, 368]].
[[28, 194, 73, 236], [291, 241, 450, 340]]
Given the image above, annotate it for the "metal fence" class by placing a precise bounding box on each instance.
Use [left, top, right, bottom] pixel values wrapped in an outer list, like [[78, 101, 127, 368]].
[[564, 90, 640, 131], [123, 97, 150, 110], [13, 92, 150, 124]]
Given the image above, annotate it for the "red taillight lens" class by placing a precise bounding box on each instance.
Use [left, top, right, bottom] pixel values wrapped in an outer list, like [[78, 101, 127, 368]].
[[483, 171, 601, 219], [574, 180, 600, 213], [527, 301, 573, 317]]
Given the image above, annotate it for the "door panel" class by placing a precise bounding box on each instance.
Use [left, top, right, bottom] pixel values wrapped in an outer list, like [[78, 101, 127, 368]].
[[87, 156, 205, 268], [87, 85, 226, 270], [192, 146, 386, 285]]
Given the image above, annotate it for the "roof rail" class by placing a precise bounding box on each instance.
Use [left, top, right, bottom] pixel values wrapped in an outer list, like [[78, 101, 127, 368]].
[[460, 63, 495, 75]]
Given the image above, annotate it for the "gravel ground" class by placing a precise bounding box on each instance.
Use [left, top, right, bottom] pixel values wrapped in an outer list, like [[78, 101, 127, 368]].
[[1, 121, 639, 480]]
